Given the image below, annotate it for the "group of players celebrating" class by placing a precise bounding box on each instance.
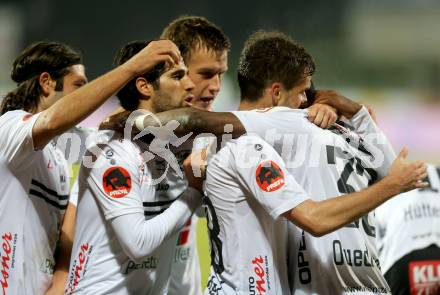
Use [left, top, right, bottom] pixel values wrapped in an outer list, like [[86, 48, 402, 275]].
[[0, 15, 434, 295]]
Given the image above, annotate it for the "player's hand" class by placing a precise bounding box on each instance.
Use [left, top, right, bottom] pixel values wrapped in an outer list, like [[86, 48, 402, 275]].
[[307, 103, 338, 129], [183, 149, 208, 192], [43, 280, 66, 295], [313, 90, 362, 119], [44, 288, 63, 295], [100, 110, 131, 133], [122, 40, 181, 76], [386, 147, 428, 193]]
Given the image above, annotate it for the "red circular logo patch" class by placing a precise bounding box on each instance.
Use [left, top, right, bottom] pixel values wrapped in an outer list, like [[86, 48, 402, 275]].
[[102, 166, 132, 198], [255, 160, 285, 192], [22, 114, 33, 121]]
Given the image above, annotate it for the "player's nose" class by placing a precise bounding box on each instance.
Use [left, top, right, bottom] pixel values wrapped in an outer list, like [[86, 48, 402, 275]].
[[208, 75, 221, 94], [184, 75, 195, 92]]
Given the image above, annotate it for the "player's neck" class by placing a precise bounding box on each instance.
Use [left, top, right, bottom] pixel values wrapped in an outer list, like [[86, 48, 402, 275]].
[[238, 97, 272, 111], [138, 100, 154, 113]]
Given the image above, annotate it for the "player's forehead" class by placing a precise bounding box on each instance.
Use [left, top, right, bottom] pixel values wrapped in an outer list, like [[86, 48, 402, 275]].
[[65, 64, 87, 81], [187, 46, 228, 70], [294, 75, 312, 90], [67, 64, 85, 75], [163, 60, 188, 76]]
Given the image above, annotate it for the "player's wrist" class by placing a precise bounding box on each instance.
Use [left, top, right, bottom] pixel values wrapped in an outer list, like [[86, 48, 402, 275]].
[[134, 115, 147, 132], [119, 59, 142, 78], [378, 176, 402, 198], [334, 96, 361, 119], [133, 113, 161, 132]]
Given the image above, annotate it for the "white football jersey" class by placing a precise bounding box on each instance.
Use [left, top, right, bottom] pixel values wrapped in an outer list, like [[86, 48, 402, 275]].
[[168, 136, 214, 295], [0, 110, 70, 294], [232, 106, 395, 294], [376, 164, 440, 274], [65, 132, 180, 294], [56, 126, 98, 166], [168, 214, 202, 295], [204, 134, 310, 294], [65, 127, 205, 294], [0, 158, 27, 295], [58, 126, 99, 207]]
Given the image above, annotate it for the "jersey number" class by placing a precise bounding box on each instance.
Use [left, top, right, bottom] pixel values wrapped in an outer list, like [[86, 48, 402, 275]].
[[326, 145, 378, 237], [204, 196, 225, 274]]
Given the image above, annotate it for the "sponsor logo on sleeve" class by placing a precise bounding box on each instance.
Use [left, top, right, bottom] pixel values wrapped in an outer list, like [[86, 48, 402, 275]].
[[21, 114, 33, 122], [102, 166, 132, 198], [255, 161, 285, 192], [409, 260, 440, 295]]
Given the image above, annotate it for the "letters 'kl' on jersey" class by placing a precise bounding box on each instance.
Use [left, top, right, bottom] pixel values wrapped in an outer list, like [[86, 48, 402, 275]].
[[376, 164, 440, 274]]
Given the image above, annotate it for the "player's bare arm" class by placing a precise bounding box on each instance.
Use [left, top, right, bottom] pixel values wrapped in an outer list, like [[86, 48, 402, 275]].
[[33, 40, 181, 149], [44, 202, 76, 295], [312, 89, 363, 119], [283, 148, 428, 237], [101, 107, 246, 138], [149, 108, 245, 137]]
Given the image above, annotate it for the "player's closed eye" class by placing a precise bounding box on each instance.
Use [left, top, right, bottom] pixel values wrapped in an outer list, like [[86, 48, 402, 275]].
[[74, 81, 87, 88], [171, 70, 186, 80], [199, 71, 217, 79]]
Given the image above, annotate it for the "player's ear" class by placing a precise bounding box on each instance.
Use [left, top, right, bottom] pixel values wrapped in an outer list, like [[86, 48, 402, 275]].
[[270, 82, 282, 106], [39, 72, 56, 97], [136, 77, 153, 99]]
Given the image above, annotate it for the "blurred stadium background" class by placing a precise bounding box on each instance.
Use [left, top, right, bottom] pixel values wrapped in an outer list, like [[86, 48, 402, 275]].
[[0, 0, 439, 163], [1, 0, 439, 287]]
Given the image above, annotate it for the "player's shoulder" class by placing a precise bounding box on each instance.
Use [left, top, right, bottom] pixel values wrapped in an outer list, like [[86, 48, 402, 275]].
[[85, 131, 141, 164], [226, 135, 279, 161], [103, 133, 140, 156], [267, 106, 308, 119], [255, 106, 317, 131], [235, 106, 308, 118], [234, 134, 270, 146], [70, 126, 99, 137], [0, 109, 32, 123]]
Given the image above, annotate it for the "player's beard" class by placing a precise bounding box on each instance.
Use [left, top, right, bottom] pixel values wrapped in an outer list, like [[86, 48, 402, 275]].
[[40, 90, 64, 111], [151, 94, 187, 113]]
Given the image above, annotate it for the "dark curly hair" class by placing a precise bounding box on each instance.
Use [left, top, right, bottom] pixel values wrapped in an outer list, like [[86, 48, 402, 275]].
[[113, 40, 166, 111], [161, 15, 230, 62], [1, 41, 82, 115], [237, 31, 315, 102]]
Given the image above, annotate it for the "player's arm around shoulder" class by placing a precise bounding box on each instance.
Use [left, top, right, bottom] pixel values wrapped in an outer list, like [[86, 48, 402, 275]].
[[115, 108, 246, 138]]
